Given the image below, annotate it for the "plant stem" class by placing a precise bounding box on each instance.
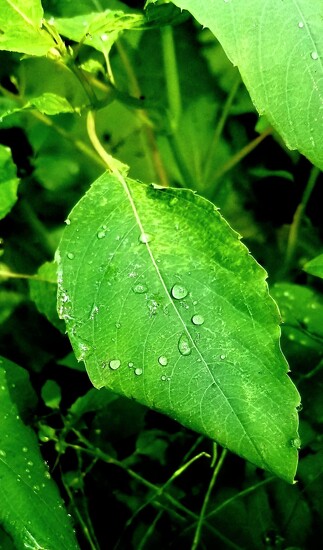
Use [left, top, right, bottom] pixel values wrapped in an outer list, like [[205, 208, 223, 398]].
[[161, 25, 182, 128], [191, 448, 227, 550], [285, 165, 320, 270], [203, 73, 241, 184], [63, 482, 99, 550], [137, 511, 163, 550], [211, 126, 272, 188]]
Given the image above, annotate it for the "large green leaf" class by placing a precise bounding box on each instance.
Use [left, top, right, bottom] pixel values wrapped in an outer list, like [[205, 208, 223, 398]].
[[0, 145, 20, 220], [56, 172, 300, 482], [0, 357, 79, 549], [0, 0, 55, 56], [170, 0, 323, 170]]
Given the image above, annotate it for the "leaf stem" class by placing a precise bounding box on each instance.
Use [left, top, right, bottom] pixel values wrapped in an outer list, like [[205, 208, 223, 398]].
[[285, 165, 320, 270], [161, 25, 182, 128], [191, 448, 227, 550]]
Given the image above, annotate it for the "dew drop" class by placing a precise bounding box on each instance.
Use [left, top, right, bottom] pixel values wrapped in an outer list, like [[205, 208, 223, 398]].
[[296, 403, 303, 412], [171, 284, 188, 300], [139, 233, 152, 244], [161, 375, 167, 381], [291, 437, 301, 449], [65, 219, 71, 225], [100, 33, 108, 42], [298, 21, 304, 28], [109, 359, 121, 370], [311, 51, 319, 60], [0, 449, 6, 458], [132, 283, 148, 294], [22, 447, 28, 453], [128, 362, 134, 368], [44, 471, 51, 479], [97, 230, 106, 239], [134, 367, 143, 376], [158, 356, 168, 366], [115, 322, 121, 329], [191, 314, 204, 326], [178, 333, 192, 356], [27, 461, 33, 467], [67, 252, 75, 260], [220, 354, 226, 360]]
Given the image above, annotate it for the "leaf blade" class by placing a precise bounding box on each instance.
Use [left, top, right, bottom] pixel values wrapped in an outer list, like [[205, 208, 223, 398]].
[[57, 173, 300, 482]]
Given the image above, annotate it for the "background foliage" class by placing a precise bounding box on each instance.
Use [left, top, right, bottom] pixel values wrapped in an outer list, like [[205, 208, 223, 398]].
[[0, 0, 323, 548]]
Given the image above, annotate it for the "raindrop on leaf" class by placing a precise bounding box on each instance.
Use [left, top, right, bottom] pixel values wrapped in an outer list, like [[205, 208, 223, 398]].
[[171, 284, 188, 300]]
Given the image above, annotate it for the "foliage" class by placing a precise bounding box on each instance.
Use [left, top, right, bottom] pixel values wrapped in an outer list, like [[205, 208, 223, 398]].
[[0, 0, 322, 548]]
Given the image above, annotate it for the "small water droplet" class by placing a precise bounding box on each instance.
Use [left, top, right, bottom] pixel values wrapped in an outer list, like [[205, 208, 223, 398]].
[[220, 354, 226, 360], [65, 218, 71, 225], [27, 461, 33, 466], [139, 233, 152, 244], [311, 51, 319, 60], [0, 449, 6, 458], [128, 362, 134, 368], [132, 283, 148, 294], [291, 437, 301, 449], [67, 252, 75, 260], [22, 447, 28, 453], [97, 230, 106, 239], [115, 322, 121, 329], [171, 284, 188, 300], [134, 367, 143, 376], [33, 485, 40, 492], [296, 403, 303, 412], [178, 333, 192, 356], [101, 33, 108, 42], [161, 375, 167, 381], [158, 356, 168, 366], [298, 21, 304, 28], [191, 314, 204, 326], [109, 359, 121, 370]]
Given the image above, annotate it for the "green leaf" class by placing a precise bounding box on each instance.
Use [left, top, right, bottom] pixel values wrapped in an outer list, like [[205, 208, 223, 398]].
[[303, 254, 323, 279], [0, 145, 20, 220], [41, 379, 61, 409], [56, 172, 300, 482], [29, 261, 65, 332], [0, 357, 79, 550], [0, 0, 55, 56], [27, 92, 77, 115], [170, 0, 323, 170]]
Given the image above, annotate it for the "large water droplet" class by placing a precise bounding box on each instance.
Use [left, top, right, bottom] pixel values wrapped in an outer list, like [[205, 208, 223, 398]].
[[178, 333, 192, 356], [139, 233, 152, 244], [171, 284, 188, 300], [109, 359, 121, 370], [132, 283, 148, 294], [158, 356, 168, 366], [191, 314, 204, 326], [311, 51, 319, 60], [134, 367, 143, 376], [67, 252, 75, 260]]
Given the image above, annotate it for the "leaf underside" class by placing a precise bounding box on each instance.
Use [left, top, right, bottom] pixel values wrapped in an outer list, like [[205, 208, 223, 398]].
[[56, 172, 300, 483]]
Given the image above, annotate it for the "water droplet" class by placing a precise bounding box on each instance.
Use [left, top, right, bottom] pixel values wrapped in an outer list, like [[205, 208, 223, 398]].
[[100, 33, 108, 42], [171, 284, 188, 300], [296, 403, 303, 412], [33, 485, 40, 492], [134, 367, 143, 376], [220, 354, 226, 360], [178, 333, 192, 356], [128, 362, 134, 368], [97, 230, 106, 239], [161, 375, 167, 381], [65, 218, 71, 225], [298, 21, 304, 28], [139, 233, 152, 244], [191, 314, 204, 326], [109, 359, 121, 370], [0, 449, 6, 458], [27, 461, 33, 467], [291, 437, 301, 449], [158, 356, 168, 366], [311, 51, 319, 60], [22, 447, 28, 453], [67, 252, 74, 260], [132, 283, 148, 294], [44, 471, 51, 479], [0, 385, 5, 391], [115, 322, 121, 329]]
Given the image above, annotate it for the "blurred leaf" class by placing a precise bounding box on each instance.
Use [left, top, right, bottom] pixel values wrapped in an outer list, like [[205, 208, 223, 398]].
[[0, 145, 20, 220], [57, 352, 86, 371], [298, 451, 323, 517], [29, 261, 65, 332], [57, 172, 300, 482], [135, 429, 169, 464], [0, 0, 55, 56], [0, 290, 23, 323], [303, 254, 323, 280], [0, 357, 79, 550], [41, 379, 61, 409], [69, 387, 118, 421]]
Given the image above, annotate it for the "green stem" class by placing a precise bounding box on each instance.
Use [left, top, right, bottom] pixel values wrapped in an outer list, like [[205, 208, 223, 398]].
[[191, 448, 227, 550], [161, 25, 182, 128], [211, 126, 272, 190], [63, 482, 99, 550], [203, 74, 241, 184], [285, 165, 320, 270], [137, 511, 163, 550], [168, 132, 198, 189]]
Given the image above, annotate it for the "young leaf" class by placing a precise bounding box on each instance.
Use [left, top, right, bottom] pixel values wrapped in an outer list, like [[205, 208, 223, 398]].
[[56, 172, 300, 483], [0, 145, 20, 220], [0, 0, 55, 56], [170, 0, 323, 170], [303, 254, 323, 279], [0, 357, 79, 550]]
